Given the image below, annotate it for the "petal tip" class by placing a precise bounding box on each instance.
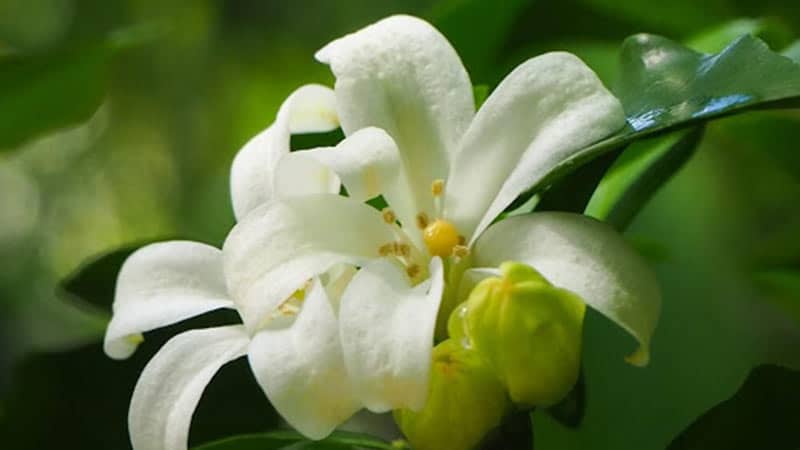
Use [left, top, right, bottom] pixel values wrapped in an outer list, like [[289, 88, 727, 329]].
[[624, 346, 650, 367]]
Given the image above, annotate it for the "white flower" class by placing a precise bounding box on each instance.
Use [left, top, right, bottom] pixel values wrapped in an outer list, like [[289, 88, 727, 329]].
[[226, 13, 661, 419], [104, 241, 364, 450]]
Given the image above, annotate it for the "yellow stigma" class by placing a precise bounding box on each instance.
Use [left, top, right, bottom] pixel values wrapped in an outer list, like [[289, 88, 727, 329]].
[[423, 219, 461, 257]]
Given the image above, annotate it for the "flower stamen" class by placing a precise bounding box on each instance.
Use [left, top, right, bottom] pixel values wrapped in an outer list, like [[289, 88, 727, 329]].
[[451, 245, 469, 259], [431, 179, 444, 197], [382, 208, 397, 224], [431, 179, 445, 219], [416, 212, 430, 229]]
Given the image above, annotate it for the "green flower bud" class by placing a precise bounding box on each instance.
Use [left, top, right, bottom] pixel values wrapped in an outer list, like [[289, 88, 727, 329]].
[[452, 261, 586, 407], [395, 339, 509, 450]]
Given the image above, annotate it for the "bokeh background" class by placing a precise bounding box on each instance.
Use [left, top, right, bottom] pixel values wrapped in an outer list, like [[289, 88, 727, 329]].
[[1, 0, 799, 449]]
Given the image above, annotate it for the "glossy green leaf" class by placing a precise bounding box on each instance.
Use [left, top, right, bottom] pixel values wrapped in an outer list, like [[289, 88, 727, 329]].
[[783, 40, 800, 62], [528, 34, 800, 201], [617, 34, 800, 133], [667, 365, 800, 450], [0, 24, 160, 152], [585, 127, 704, 230], [193, 430, 394, 450]]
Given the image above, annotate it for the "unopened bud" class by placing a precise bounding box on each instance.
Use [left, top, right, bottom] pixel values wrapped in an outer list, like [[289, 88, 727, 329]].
[[395, 340, 509, 450], [451, 261, 585, 407]]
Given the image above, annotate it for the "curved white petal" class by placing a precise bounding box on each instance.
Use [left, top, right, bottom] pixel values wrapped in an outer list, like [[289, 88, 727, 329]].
[[473, 212, 660, 366], [317, 15, 474, 216], [273, 151, 341, 198], [339, 257, 445, 412], [222, 194, 394, 330], [230, 84, 338, 220], [445, 52, 626, 242], [277, 128, 420, 245], [248, 279, 360, 440], [129, 325, 249, 450], [104, 241, 234, 360], [320, 263, 358, 310]]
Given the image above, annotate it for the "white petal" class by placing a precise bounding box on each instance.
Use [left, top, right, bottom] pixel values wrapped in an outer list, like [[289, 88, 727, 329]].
[[248, 279, 361, 440], [222, 194, 394, 330], [104, 241, 234, 360], [276, 128, 420, 245], [339, 257, 445, 412], [320, 263, 358, 310], [317, 15, 474, 216], [473, 212, 660, 366], [445, 53, 626, 242], [273, 150, 341, 198], [129, 325, 249, 450], [230, 84, 338, 220]]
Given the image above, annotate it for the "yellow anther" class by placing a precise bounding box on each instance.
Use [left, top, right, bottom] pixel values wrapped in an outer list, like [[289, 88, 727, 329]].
[[382, 208, 397, 224], [379, 243, 394, 256], [423, 219, 461, 258], [278, 301, 300, 316], [451, 245, 470, 258], [406, 264, 421, 279], [395, 242, 411, 257], [431, 179, 445, 197], [416, 212, 430, 229]]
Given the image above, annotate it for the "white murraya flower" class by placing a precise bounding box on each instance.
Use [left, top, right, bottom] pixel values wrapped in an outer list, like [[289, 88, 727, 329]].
[[226, 13, 661, 419], [105, 241, 363, 450], [105, 83, 364, 450]]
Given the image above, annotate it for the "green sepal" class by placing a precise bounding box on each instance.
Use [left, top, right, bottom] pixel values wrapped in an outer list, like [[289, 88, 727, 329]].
[[452, 262, 586, 407], [395, 340, 509, 450]]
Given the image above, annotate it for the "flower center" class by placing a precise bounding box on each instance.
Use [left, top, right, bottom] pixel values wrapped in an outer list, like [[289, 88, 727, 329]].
[[374, 179, 470, 283], [423, 219, 461, 257]]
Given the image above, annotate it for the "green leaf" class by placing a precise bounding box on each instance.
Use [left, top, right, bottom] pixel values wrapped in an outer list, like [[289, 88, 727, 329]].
[[783, 40, 800, 63], [535, 149, 620, 214], [667, 365, 800, 450], [751, 269, 800, 324], [0, 24, 160, 152], [616, 34, 800, 133], [531, 34, 800, 200], [585, 126, 704, 230], [686, 18, 793, 53], [193, 430, 394, 450]]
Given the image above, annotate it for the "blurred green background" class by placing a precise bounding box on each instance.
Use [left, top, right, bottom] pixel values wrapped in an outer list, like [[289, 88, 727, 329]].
[[1, 0, 799, 449]]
